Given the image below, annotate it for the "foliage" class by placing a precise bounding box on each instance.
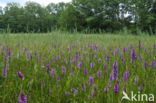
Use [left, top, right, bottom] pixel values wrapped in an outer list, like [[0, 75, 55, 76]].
[[0, 0, 155, 34], [0, 33, 156, 103]]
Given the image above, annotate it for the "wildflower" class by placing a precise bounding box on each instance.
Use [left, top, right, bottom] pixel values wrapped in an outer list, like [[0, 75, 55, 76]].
[[57, 55, 61, 60], [114, 83, 119, 93], [150, 61, 155, 68], [103, 64, 107, 69], [97, 70, 102, 78], [70, 72, 74, 76], [89, 76, 94, 85], [91, 91, 95, 97], [139, 85, 143, 91], [90, 62, 94, 68], [7, 48, 11, 56], [50, 68, 56, 77], [18, 92, 27, 103], [73, 52, 80, 62], [109, 72, 114, 81], [106, 55, 110, 62], [104, 88, 109, 93], [61, 66, 66, 74], [56, 75, 61, 81], [113, 61, 119, 80], [143, 62, 147, 68], [71, 88, 78, 94], [65, 92, 70, 95], [81, 84, 86, 91], [25, 49, 31, 61], [130, 49, 137, 62], [123, 70, 130, 82], [4, 56, 9, 62], [17, 72, 24, 79], [2, 65, 8, 78], [77, 62, 82, 69], [121, 56, 124, 62], [93, 84, 97, 90], [83, 68, 87, 75], [123, 48, 127, 52]]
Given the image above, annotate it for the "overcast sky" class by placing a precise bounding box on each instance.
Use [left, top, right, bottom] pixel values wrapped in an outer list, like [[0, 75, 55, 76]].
[[0, 0, 72, 7]]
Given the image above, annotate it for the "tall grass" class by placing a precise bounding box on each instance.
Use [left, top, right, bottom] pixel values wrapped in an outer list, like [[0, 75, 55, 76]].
[[0, 32, 156, 103]]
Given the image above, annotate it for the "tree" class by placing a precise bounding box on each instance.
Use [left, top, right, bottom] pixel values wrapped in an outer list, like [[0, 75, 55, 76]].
[[59, 4, 85, 31], [3, 2, 25, 32]]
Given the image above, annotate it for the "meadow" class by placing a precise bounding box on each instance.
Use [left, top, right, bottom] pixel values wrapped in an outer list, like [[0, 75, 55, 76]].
[[0, 32, 156, 103]]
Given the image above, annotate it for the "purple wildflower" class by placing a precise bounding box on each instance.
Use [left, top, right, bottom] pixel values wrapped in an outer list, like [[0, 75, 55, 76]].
[[123, 70, 130, 82], [18, 92, 27, 103], [50, 68, 56, 77], [109, 72, 115, 81], [25, 49, 31, 61], [71, 88, 78, 94], [7, 48, 11, 56], [143, 62, 147, 68], [70, 72, 74, 76], [83, 68, 87, 75], [56, 75, 61, 81], [97, 70, 102, 78], [138, 85, 143, 91], [103, 64, 107, 69], [91, 91, 95, 97], [128, 45, 132, 49], [90, 62, 94, 68], [106, 55, 110, 62], [61, 66, 66, 74], [104, 88, 109, 93], [123, 48, 127, 53], [2, 64, 8, 78], [65, 92, 70, 95], [4, 56, 9, 62], [81, 84, 86, 91], [114, 83, 119, 93], [57, 55, 61, 60], [121, 56, 124, 62], [112, 61, 119, 80], [89, 76, 94, 85], [73, 52, 80, 62], [17, 72, 24, 79], [77, 62, 82, 69], [130, 49, 137, 62], [150, 61, 155, 68], [93, 84, 97, 90]]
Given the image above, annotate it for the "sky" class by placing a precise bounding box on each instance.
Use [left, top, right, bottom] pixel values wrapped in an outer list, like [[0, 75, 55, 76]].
[[0, 0, 72, 7]]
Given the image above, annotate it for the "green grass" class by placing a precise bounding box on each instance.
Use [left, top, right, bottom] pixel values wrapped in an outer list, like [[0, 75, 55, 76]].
[[0, 32, 156, 103]]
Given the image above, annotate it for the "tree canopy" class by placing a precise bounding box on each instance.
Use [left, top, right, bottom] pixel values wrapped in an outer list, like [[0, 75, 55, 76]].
[[0, 0, 155, 34]]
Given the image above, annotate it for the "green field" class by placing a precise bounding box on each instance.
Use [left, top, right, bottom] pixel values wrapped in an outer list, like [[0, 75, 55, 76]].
[[0, 32, 156, 103]]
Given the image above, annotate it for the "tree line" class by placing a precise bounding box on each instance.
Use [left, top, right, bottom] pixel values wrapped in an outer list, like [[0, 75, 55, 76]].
[[0, 0, 155, 34]]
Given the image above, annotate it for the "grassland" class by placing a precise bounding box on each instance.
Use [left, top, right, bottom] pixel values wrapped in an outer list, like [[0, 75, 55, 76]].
[[0, 32, 156, 103]]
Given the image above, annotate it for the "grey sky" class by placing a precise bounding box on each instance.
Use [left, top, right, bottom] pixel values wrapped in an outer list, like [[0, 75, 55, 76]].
[[0, 0, 72, 7]]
